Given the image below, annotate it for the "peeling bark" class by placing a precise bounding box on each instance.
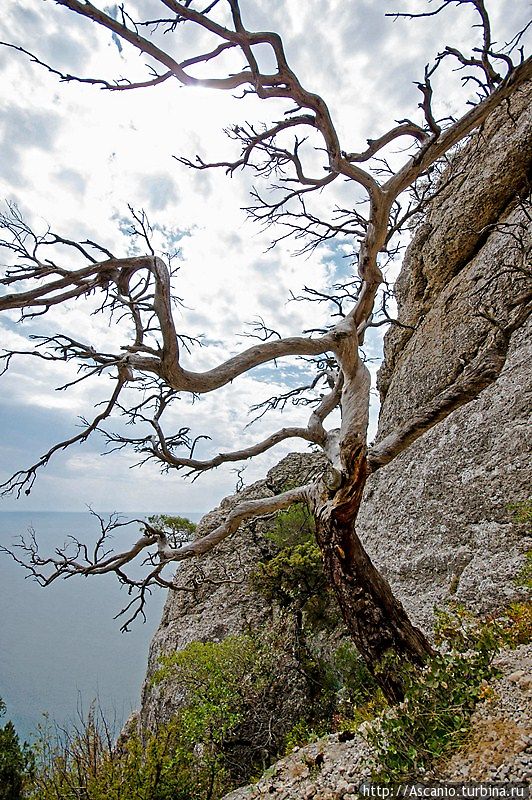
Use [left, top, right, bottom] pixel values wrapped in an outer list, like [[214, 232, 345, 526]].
[[0, 0, 530, 675], [311, 447, 433, 703]]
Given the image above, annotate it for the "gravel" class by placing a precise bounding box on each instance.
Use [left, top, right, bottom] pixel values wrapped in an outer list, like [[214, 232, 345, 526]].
[[222, 645, 532, 799]]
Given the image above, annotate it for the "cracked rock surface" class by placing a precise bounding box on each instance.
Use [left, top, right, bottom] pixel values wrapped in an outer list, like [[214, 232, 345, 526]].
[[137, 72, 531, 792], [221, 646, 531, 799]]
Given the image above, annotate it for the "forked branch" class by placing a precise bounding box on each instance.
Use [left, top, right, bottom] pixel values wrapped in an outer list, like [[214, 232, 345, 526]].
[[0, 485, 310, 629], [0, 0, 529, 625]]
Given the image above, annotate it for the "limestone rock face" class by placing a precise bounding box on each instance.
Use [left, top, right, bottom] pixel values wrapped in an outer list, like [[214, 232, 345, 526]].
[[139, 452, 324, 731], [360, 82, 531, 630], [138, 84, 531, 733], [377, 83, 531, 416], [359, 319, 531, 632]]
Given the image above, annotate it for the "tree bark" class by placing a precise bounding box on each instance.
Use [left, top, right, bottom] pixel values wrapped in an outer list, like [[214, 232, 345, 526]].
[[311, 446, 434, 703]]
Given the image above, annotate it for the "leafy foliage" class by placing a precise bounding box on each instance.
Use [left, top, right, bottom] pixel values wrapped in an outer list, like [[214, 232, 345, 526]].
[[500, 598, 532, 647], [329, 641, 382, 723], [251, 504, 382, 739], [252, 542, 326, 610], [514, 548, 532, 591], [506, 504, 532, 640], [28, 706, 195, 800], [146, 514, 197, 548], [365, 605, 503, 781], [509, 499, 532, 531], [152, 632, 309, 795], [265, 504, 316, 550], [251, 504, 337, 629], [503, 544, 532, 646], [0, 700, 33, 800]]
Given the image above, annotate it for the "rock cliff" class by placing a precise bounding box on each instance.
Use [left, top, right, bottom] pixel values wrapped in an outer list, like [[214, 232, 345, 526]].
[[137, 81, 531, 784], [138, 451, 325, 731], [361, 81, 531, 630]]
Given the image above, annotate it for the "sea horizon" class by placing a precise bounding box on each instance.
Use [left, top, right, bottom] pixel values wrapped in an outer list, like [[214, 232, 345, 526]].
[[0, 508, 205, 515], [0, 509, 203, 741]]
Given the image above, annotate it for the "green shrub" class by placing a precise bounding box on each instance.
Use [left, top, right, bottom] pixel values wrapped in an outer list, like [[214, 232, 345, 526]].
[[499, 599, 532, 647], [265, 503, 316, 550], [152, 629, 381, 787], [251, 542, 326, 610], [250, 505, 381, 744], [329, 641, 381, 720], [251, 503, 338, 631], [509, 499, 532, 531], [153, 636, 261, 794], [514, 549, 532, 591], [0, 700, 33, 800], [145, 514, 197, 547], [28, 707, 194, 800], [365, 605, 501, 782], [498, 548, 532, 647], [283, 720, 322, 753], [152, 632, 308, 794]]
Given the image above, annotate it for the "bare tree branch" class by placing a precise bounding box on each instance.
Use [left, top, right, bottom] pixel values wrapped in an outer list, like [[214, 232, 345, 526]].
[[369, 289, 532, 471], [0, 0, 529, 687], [0, 485, 309, 628]]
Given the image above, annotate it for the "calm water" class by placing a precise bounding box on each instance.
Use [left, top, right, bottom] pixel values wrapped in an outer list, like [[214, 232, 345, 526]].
[[0, 510, 201, 741]]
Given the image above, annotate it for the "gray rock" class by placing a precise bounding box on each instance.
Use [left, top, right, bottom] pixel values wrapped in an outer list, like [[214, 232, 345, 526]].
[[136, 67, 531, 800], [139, 451, 325, 730], [359, 83, 531, 630]]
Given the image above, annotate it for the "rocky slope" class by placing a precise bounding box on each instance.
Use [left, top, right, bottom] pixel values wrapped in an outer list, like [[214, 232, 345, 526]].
[[222, 645, 532, 800], [136, 80, 531, 788], [138, 451, 325, 731]]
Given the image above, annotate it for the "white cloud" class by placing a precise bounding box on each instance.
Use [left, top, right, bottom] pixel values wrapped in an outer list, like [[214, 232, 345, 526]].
[[0, 0, 528, 512]]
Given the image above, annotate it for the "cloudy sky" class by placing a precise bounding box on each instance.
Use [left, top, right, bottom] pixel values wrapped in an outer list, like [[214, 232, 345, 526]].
[[0, 0, 529, 513]]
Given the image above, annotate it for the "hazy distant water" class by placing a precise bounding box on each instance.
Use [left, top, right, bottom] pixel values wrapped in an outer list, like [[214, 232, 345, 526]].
[[0, 511, 201, 741]]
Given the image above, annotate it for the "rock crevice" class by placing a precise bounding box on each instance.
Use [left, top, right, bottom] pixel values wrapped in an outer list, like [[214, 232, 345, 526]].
[[137, 80, 532, 791]]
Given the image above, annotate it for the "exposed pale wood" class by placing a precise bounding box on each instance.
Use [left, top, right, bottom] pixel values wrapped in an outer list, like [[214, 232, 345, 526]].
[[1, 0, 529, 672]]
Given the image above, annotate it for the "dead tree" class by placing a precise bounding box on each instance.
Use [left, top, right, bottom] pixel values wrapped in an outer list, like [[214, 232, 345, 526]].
[[0, 0, 530, 702]]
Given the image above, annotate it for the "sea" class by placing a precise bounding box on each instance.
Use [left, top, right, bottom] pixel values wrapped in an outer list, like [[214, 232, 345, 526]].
[[0, 510, 202, 742]]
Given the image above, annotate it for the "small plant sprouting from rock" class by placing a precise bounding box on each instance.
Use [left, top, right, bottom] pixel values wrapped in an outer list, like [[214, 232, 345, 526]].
[[509, 499, 532, 532], [364, 605, 508, 782], [145, 515, 197, 548]]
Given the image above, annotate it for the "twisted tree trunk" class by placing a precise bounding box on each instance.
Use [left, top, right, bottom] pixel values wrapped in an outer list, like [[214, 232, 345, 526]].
[[311, 446, 434, 703]]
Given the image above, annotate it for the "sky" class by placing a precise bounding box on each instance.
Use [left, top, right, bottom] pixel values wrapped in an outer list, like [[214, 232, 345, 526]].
[[0, 0, 529, 513]]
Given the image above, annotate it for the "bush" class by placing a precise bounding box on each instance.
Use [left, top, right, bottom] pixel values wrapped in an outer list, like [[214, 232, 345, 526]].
[[329, 641, 381, 721], [28, 633, 311, 800], [145, 514, 197, 547], [365, 605, 502, 782], [497, 547, 532, 647], [251, 504, 381, 743], [152, 632, 308, 795], [0, 700, 33, 800], [251, 542, 326, 610], [29, 706, 193, 800], [265, 504, 316, 550], [499, 599, 532, 647], [251, 504, 337, 630]]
